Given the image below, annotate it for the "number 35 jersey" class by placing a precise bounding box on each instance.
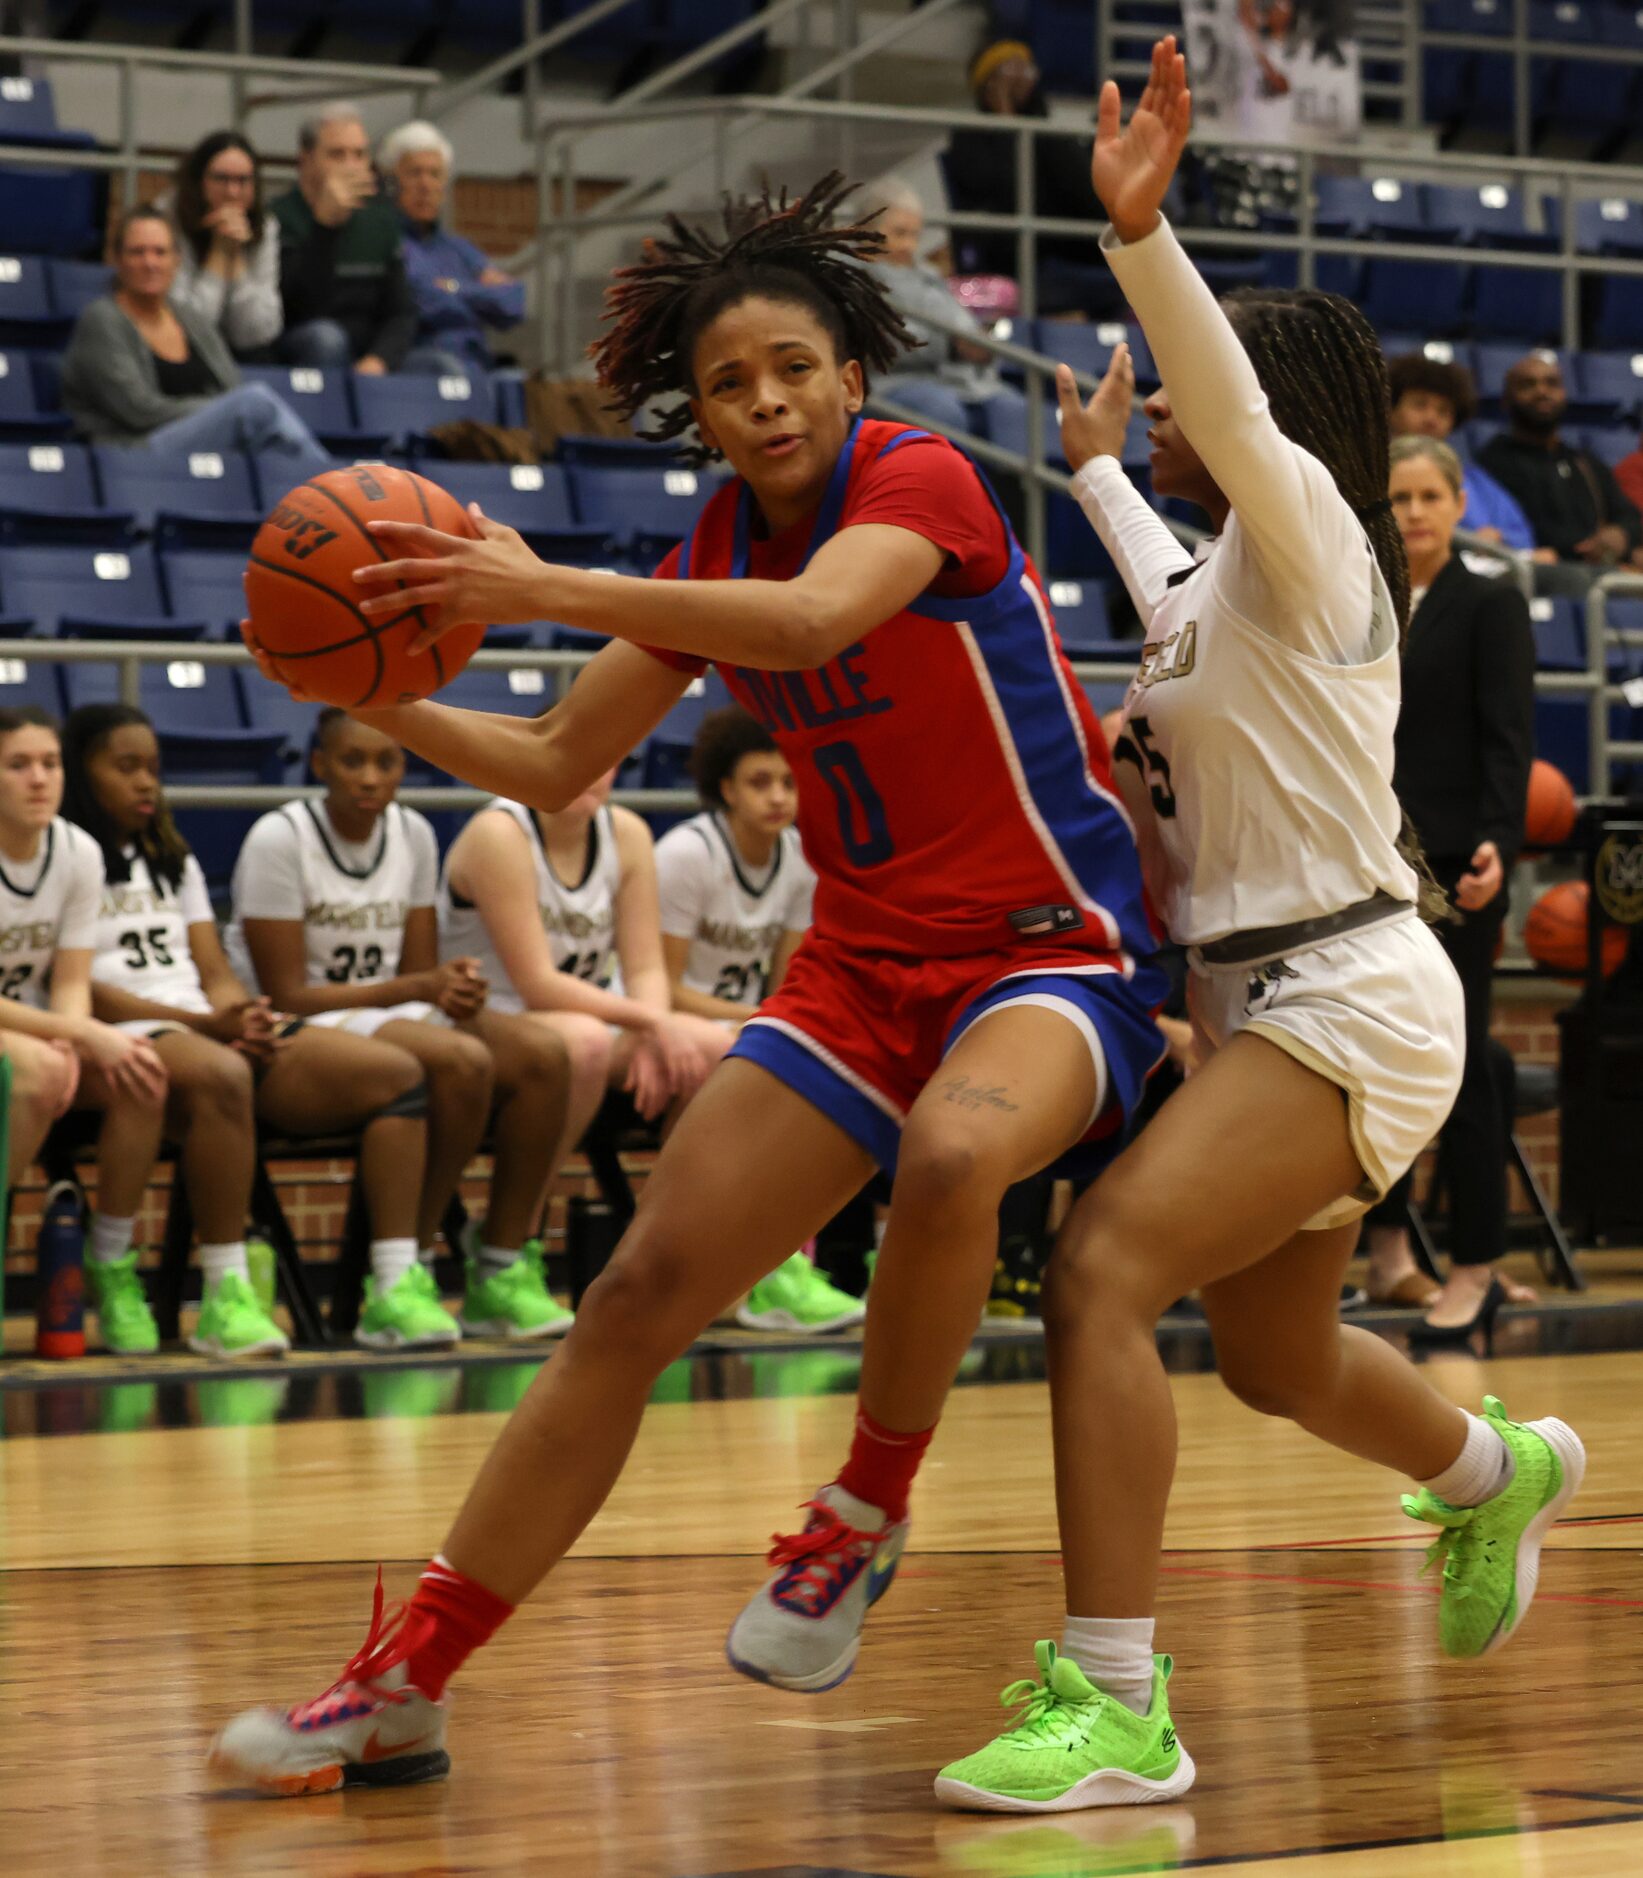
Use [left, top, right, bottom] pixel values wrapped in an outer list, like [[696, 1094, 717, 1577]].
[[92, 846, 214, 1014], [226, 800, 438, 993], [650, 420, 1160, 986]]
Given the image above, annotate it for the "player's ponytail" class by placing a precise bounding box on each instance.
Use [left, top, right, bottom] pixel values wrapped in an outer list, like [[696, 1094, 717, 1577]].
[[1221, 288, 1451, 925], [61, 702, 191, 893]]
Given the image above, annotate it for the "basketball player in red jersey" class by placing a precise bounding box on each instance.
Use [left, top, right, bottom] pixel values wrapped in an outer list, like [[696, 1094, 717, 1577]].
[[215, 173, 1167, 1795]]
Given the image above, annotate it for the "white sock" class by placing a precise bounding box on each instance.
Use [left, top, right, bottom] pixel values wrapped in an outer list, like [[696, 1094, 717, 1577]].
[[479, 1243, 521, 1278], [418, 1244, 440, 1268], [1421, 1411, 1515, 1507], [199, 1241, 250, 1289], [89, 1213, 135, 1266], [1059, 1615, 1157, 1716], [370, 1238, 419, 1289]]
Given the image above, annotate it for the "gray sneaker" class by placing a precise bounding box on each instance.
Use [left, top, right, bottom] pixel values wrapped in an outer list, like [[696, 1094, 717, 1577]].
[[725, 1482, 909, 1693]]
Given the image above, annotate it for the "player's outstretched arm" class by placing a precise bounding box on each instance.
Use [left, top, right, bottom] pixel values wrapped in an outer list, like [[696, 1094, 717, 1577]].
[[1093, 38, 1336, 600], [352, 509, 944, 672]]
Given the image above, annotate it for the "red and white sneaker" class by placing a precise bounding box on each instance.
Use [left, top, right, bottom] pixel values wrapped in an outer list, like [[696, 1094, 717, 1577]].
[[209, 1571, 450, 1797]]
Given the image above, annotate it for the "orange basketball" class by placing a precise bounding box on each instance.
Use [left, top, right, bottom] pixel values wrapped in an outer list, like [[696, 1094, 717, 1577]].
[[244, 464, 485, 709], [1523, 880, 1627, 977], [1524, 758, 1577, 851]]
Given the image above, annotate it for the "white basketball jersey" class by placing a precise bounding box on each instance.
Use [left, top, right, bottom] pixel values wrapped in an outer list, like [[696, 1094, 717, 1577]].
[[0, 819, 102, 1009], [654, 812, 814, 1006], [1110, 523, 1415, 946], [92, 848, 214, 1015], [227, 801, 437, 992], [439, 800, 621, 1014]]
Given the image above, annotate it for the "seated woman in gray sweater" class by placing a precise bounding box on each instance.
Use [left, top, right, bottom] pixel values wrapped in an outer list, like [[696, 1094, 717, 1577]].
[[61, 206, 329, 473]]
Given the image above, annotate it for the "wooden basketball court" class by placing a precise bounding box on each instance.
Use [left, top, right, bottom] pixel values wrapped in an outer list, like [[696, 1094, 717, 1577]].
[[4, 1300, 1642, 1878]]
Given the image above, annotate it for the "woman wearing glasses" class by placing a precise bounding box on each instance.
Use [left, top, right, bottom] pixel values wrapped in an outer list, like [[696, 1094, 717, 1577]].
[[167, 130, 282, 359]]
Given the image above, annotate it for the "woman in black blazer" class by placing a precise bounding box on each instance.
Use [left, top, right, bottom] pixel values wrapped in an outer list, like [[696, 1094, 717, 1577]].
[[1363, 435, 1537, 1337]]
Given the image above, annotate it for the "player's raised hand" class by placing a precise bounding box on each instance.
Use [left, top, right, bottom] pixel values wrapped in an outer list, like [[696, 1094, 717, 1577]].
[[1091, 35, 1192, 245], [1057, 342, 1135, 473], [354, 505, 546, 649]]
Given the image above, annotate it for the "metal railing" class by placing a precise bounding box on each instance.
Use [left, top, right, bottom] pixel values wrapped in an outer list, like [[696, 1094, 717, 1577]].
[[1587, 573, 1643, 797], [0, 34, 440, 202]]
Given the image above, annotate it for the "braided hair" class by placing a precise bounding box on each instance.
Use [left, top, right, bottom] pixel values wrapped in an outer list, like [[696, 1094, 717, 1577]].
[[590, 171, 919, 463], [1221, 286, 1449, 920], [61, 703, 192, 894]]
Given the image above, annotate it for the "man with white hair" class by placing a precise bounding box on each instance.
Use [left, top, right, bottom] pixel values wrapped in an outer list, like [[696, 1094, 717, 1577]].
[[272, 103, 459, 377], [863, 175, 1023, 440], [382, 120, 524, 372]]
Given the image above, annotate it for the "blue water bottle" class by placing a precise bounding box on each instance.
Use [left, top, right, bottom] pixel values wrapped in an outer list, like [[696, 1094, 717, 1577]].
[[34, 1179, 86, 1359]]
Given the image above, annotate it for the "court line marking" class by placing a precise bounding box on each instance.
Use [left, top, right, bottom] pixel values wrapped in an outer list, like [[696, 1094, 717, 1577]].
[[1532, 1787, 1643, 1810], [1158, 1561, 1643, 1609], [1262, 1510, 1643, 1548]]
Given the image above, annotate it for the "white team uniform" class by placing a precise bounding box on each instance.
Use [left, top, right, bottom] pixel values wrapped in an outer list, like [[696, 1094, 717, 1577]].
[[654, 812, 815, 1008], [93, 846, 215, 1033], [439, 800, 622, 1015], [226, 800, 447, 1036], [0, 818, 102, 1010], [1074, 217, 1464, 1227]]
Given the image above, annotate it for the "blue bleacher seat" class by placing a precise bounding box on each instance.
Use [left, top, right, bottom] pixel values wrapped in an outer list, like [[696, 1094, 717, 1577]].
[[437, 665, 553, 717], [1574, 195, 1643, 255], [0, 440, 100, 523], [1583, 423, 1634, 467], [1571, 349, 1643, 419], [568, 462, 716, 545], [46, 259, 110, 324], [0, 651, 61, 714], [0, 347, 67, 438], [1530, 0, 1599, 36], [1540, 53, 1638, 149], [159, 725, 284, 888], [351, 370, 496, 444], [416, 460, 576, 535], [0, 257, 60, 346], [60, 653, 244, 727], [1601, 0, 1643, 49], [1425, 0, 1511, 31], [239, 684, 323, 784], [0, 165, 100, 260], [1529, 596, 1585, 670], [0, 75, 62, 141], [1027, 320, 1135, 385], [1424, 184, 1548, 250], [1469, 263, 1563, 342], [494, 372, 526, 429], [1423, 48, 1475, 127], [241, 365, 357, 442], [0, 540, 164, 635], [1044, 577, 1119, 656], [94, 445, 261, 535], [1362, 259, 1470, 336], [1315, 176, 1436, 242], [159, 544, 251, 636], [1595, 276, 1643, 351], [1473, 343, 1573, 407]]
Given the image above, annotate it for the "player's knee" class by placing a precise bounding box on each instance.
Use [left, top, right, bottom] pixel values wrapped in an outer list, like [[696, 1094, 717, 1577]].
[[433, 1029, 494, 1103], [551, 1014, 613, 1087], [517, 1022, 571, 1088], [1044, 1202, 1164, 1332], [363, 1049, 428, 1122], [892, 1127, 987, 1208], [185, 1045, 254, 1120], [576, 1229, 698, 1363]]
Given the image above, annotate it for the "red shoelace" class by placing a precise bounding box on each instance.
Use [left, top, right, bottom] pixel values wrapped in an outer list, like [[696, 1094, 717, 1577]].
[[287, 1567, 434, 1729], [767, 1500, 889, 1615]]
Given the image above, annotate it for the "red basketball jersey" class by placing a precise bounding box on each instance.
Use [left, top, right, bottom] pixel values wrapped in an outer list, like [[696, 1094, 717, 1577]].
[[655, 420, 1160, 986]]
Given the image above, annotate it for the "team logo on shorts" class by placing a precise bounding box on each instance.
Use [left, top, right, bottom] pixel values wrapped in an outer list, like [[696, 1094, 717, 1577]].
[[1245, 958, 1300, 1014], [1595, 832, 1643, 927]]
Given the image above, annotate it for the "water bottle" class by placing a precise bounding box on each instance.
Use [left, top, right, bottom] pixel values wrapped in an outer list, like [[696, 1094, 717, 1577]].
[[34, 1179, 85, 1359]]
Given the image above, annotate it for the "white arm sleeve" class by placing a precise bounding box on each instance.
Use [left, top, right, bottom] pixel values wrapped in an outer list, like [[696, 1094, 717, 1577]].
[[1070, 456, 1196, 629], [653, 825, 711, 939], [57, 832, 104, 952], [231, 814, 306, 921], [1102, 217, 1375, 663], [405, 810, 439, 909], [179, 854, 214, 926]]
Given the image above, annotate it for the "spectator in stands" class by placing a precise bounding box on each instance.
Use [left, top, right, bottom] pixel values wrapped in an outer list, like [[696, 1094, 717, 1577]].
[[1362, 436, 1537, 1331], [858, 175, 1025, 438], [380, 120, 523, 373], [1478, 352, 1643, 574], [168, 130, 282, 359], [272, 104, 457, 377], [1386, 352, 1536, 555], [60, 206, 330, 472], [943, 38, 1109, 318]]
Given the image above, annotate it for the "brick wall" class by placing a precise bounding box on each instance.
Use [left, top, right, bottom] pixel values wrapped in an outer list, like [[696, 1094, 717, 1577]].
[[1490, 975, 1576, 1206]]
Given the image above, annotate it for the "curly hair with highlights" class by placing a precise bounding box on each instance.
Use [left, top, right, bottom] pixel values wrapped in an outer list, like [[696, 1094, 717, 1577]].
[[589, 171, 919, 463]]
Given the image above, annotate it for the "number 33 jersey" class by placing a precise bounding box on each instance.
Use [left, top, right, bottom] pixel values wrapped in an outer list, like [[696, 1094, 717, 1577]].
[[226, 800, 438, 993], [92, 846, 214, 1013], [650, 420, 1160, 986]]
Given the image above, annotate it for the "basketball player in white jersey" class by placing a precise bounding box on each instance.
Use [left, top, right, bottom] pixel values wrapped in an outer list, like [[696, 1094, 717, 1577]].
[[654, 708, 863, 1335], [227, 711, 572, 1342], [936, 43, 1584, 1810], [60, 704, 440, 1355], [0, 706, 170, 1354], [439, 769, 728, 1210]]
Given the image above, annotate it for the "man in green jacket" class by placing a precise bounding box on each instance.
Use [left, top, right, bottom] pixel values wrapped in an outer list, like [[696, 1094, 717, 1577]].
[[272, 105, 464, 378]]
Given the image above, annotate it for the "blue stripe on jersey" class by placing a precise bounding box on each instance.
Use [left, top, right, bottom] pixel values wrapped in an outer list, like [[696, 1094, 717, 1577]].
[[730, 1018, 903, 1172]]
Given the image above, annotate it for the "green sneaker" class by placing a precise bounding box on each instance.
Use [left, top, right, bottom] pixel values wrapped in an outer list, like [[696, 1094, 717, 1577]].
[[246, 1234, 277, 1317], [355, 1262, 461, 1351], [736, 1252, 866, 1334], [460, 1248, 573, 1340], [935, 1642, 1195, 1813], [1401, 1394, 1585, 1659], [85, 1251, 159, 1355], [189, 1270, 290, 1359]]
